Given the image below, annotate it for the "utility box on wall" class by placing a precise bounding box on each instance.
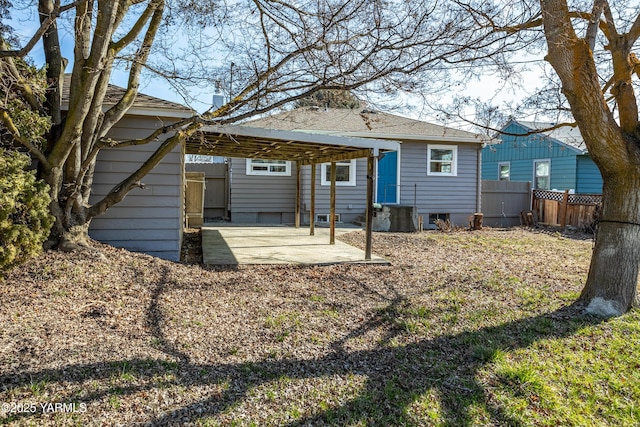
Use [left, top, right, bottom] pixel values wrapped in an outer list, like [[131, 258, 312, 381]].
[[389, 205, 418, 232], [372, 205, 418, 232]]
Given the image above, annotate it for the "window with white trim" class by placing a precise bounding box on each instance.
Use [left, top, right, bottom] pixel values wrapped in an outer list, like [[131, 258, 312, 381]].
[[427, 145, 457, 176], [428, 213, 450, 225], [246, 159, 291, 176], [533, 159, 550, 189], [320, 160, 357, 186], [316, 213, 341, 223], [498, 162, 510, 181]]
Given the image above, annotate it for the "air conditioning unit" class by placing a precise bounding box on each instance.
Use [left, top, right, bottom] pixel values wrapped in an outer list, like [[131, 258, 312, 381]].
[[316, 213, 340, 223]]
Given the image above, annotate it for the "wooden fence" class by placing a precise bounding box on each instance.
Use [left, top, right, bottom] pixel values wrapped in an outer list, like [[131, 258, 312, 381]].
[[184, 171, 205, 227], [531, 189, 601, 229]]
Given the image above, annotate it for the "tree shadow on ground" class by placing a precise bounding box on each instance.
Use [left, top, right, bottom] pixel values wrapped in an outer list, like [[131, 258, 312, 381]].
[[1, 266, 602, 426]]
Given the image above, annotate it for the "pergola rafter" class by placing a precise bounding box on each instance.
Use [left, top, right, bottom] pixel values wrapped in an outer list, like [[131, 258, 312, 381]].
[[185, 125, 400, 260]]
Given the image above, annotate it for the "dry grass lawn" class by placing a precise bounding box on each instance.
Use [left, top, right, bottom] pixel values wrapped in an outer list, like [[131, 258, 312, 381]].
[[1, 228, 639, 426]]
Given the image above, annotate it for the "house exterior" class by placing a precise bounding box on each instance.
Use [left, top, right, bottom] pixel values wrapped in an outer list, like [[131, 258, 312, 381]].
[[80, 84, 193, 261], [84, 92, 486, 260], [482, 120, 603, 194], [213, 107, 489, 228]]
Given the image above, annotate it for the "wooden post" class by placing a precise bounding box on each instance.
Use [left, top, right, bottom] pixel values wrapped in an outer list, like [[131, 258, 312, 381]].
[[330, 161, 336, 245], [472, 212, 483, 230], [560, 189, 569, 227], [295, 161, 301, 228], [310, 163, 316, 236], [532, 190, 540, 221], [365, 154, 374, 260]]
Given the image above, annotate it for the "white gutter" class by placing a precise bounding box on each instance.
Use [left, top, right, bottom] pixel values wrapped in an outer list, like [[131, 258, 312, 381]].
[[117, 107, 194, 119]]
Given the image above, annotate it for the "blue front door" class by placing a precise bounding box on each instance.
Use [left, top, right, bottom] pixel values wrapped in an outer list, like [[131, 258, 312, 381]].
[[377, 151, 398, 203]]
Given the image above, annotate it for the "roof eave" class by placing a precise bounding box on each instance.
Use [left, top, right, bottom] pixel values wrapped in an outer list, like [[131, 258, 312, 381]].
[[189, 125, 401, 164], [293, 129, 491, 144], [120, 107, 194, 118], [515, 121, 586, 153]]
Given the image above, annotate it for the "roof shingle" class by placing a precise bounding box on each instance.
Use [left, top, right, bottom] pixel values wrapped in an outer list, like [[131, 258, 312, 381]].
[[61, 74, 193, 115], [515, 121, 586, 152], [245, 107, 486, 142]]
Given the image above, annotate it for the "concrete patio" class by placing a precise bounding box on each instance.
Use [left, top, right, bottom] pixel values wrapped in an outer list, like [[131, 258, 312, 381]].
[[201, 225, 389, 265]]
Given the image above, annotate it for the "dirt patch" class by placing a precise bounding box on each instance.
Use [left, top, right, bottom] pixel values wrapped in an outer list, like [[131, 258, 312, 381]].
[[180, 227, 203, 264]]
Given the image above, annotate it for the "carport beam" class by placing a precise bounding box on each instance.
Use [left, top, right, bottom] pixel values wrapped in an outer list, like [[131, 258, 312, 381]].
[[365, 154, 374, 260]]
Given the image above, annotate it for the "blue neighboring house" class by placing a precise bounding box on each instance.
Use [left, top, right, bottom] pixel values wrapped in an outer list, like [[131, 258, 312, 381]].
[[482, 120, 603, 194]]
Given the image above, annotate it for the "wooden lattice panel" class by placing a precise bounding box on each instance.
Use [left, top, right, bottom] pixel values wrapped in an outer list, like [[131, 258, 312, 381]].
[[532, 189, 601, 228], [533, 189, 564, 202], [568, 193, 602, 205]]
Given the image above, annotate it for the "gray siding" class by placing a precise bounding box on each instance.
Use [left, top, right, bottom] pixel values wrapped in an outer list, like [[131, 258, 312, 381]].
[[303, 142, 482, 226], [227, 141, 482, 228], [89, 115, 184, 261], [400, 141, 481, 227], [229, 157, 297, 223], [227, 158, 368, 224], [301, 159, 368, 223]]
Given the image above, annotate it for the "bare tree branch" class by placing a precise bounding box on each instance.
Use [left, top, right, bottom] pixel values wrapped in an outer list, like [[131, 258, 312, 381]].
[[100, 1, 166, 136], [0, 43, 44, 115], [0, 0, 85, 58], [586, 0, 606, 51], [602, 1, 619, 39], [628, 11, 640, 45], [98, 116, 196, 149], [87, 121, 201, 220], [111, 0, 159, 52]]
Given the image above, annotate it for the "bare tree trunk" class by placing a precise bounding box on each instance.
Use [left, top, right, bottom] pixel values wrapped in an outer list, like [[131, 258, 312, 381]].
[[580, 174, 640, 315], [56, 222, 93, 252], [540, 0, 640, 316], [43, 166, 94, 252]]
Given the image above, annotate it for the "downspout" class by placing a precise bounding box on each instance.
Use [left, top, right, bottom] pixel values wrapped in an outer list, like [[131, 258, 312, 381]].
[[227, 158, 232, 219], [181, 142, 186, 249], [476, 144, 483, 213]]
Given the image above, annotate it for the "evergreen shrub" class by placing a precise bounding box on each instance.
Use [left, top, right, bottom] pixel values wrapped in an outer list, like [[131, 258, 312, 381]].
[[0, 149, 54, 273]]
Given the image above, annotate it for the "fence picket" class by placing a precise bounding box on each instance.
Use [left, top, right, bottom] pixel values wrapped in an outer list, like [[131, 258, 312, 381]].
[[532, 189, 601, 229]]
